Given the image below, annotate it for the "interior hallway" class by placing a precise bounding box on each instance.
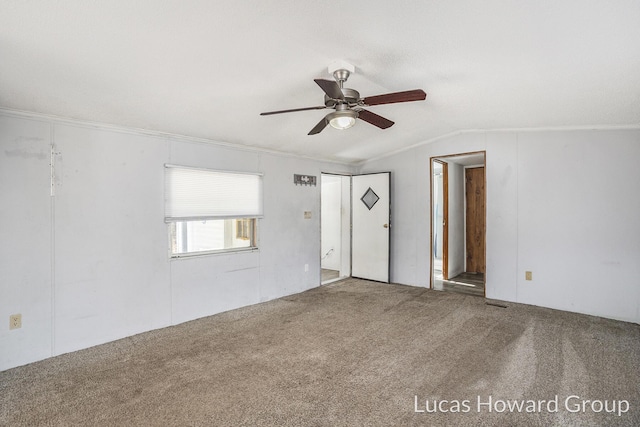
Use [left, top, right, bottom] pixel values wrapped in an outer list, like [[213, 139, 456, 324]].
[[443, 272, 485, 297]]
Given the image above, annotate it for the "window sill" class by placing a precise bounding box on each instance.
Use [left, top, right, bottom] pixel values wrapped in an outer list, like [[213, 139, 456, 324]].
[[170, 247, 259, 260]]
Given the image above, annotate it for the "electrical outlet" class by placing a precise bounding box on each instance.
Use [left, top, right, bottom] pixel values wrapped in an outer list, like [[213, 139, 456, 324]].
[[9, 314, 22, 330], [304, 264, 309, 272], [525, 271, 532, 281]]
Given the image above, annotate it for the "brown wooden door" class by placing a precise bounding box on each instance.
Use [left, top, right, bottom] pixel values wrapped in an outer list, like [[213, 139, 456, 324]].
[[465, 167, 485, 273]]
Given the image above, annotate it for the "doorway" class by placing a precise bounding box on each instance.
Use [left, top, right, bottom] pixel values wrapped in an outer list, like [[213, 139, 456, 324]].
[[320, 174, 351, 284], [430, 152, 486, 296], [320, 172, 391, 284], [431, 160, 448, 289]]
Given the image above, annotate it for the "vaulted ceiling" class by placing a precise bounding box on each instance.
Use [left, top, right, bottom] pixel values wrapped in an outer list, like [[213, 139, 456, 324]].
[[2, 1, 639, 164]]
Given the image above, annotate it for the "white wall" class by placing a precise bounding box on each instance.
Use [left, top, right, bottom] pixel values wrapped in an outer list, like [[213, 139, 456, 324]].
[[53, 124, 171, 354], [360, 129, 640, 324], [3, 110, 638, 371], [0, 111, 354, 370], [432, 162, 443, 261], [0, 116, 53, 367], [446, 161, 465, 278], [321, 176, 341, 271], [515, 131, 640, 321]]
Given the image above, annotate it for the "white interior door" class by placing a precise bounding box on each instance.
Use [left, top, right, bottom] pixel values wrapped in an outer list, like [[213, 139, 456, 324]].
[[352, 172, 390, 282]]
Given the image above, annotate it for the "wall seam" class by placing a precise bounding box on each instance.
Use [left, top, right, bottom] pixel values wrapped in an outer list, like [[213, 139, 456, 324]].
[[257, 154, 263, 303], [515, 132, 519, 303], [49, 121, 56, 357], [167, 137, 173, 326]]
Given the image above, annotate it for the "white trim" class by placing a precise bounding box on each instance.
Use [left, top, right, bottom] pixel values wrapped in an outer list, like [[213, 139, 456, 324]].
[[0, 107, 354, 166], [4, 107, 638, 167], [170, 246, 259, 259]]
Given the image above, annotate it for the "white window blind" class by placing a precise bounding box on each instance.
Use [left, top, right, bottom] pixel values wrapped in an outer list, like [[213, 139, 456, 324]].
[[165, 165, 263, 222]]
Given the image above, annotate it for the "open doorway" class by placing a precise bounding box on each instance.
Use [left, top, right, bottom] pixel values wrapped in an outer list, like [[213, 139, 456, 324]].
[[430, 152, 486, 296], [431, 160, 448, 288], [320, 174, 351, 284]]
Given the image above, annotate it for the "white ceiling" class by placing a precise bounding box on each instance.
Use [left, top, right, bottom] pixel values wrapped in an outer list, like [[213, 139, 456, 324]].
[[2, 1, 639, 164]]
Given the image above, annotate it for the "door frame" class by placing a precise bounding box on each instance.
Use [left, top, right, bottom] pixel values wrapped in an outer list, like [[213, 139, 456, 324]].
[[429, 151, 486, 294]]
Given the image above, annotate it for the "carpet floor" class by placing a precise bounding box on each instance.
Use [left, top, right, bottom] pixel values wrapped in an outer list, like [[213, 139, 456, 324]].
[[321, 268, 340, 283], [1, 278, 639, 426], [443, 272, 485, 297]]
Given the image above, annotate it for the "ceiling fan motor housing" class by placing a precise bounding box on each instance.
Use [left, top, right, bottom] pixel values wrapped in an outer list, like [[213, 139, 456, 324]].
[[323, 69, 360, 107], [324, 88, 360, 108]]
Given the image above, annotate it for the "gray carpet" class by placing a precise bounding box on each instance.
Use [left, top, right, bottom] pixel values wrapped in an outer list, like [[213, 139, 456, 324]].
[[1, 278, 639, 426]]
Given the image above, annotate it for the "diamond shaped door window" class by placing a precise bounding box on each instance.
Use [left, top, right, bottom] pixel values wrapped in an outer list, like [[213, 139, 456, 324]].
[[361, 187, 380, 210]]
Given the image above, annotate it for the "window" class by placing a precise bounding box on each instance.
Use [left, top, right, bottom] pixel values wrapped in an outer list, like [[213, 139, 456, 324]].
[[169, 218, 256, 255], [235, 218, 253, 240], [165, 165, 262, 257]]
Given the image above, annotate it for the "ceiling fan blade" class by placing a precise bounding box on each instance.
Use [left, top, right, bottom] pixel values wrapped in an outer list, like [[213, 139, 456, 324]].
[[260, 105, 327, 116], [357, 109, 395, 129], [308, 116, 329, 135], [363, 89, 427, 106], [314, 79, 344, 100]]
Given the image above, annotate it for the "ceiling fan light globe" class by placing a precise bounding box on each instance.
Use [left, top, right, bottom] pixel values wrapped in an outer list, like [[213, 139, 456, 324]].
[[330, 116, 356, 130], [327, 109, 358, 131]]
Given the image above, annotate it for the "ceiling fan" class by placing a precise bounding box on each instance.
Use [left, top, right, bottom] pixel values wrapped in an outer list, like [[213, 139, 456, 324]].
[[260, 69, 427, 135]]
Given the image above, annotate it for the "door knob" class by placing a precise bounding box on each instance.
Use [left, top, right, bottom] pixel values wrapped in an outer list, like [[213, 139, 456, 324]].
[[383, 224, 389, 228]]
